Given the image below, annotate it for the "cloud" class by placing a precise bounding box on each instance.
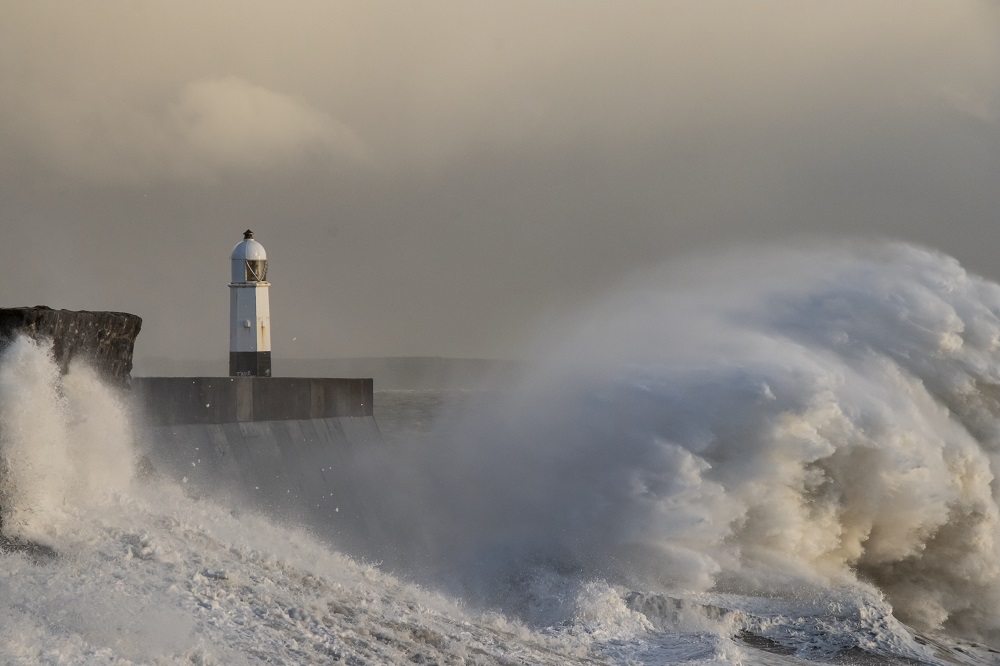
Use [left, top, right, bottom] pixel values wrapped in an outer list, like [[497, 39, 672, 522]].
[[164, 77, 368, 180], [3, 72, 367, 184]]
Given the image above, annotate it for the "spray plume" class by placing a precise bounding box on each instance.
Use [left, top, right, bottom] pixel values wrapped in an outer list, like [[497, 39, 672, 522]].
[[358, 242, 1000, 640], [0, 336, 134, 546]]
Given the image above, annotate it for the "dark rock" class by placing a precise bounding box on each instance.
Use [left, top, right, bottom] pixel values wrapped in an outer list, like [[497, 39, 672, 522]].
[[0, 306, 142, 388], [0, 535, 57, 561]]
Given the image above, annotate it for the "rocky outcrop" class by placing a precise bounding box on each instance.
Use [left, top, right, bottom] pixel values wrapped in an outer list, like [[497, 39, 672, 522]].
[[0, 307, 142, 553], [0, 307, 142, 388]]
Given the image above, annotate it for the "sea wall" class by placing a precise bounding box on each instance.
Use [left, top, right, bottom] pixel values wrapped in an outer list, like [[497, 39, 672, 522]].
[[0, 307, 142, 387], [138, 416, 381, 542], [132, 377, 373, 425], [133, 376, 382, 546]]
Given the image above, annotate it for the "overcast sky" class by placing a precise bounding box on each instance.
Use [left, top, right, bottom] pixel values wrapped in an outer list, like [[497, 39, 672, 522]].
[[1, 2, 997, 364]]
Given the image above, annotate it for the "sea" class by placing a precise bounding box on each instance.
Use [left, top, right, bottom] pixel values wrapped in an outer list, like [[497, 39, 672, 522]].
[[2, 241, 1000, 664]]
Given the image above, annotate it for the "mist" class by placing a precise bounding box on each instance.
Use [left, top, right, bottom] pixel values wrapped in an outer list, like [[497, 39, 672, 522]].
[[343, 242, 1000, 641]]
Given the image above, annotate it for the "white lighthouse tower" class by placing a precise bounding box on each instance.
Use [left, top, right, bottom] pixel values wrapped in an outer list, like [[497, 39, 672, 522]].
[[229, 229, 271, 377]]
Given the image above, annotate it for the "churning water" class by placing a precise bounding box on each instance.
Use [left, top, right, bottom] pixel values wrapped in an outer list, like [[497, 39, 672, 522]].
[[3, 241, 1000, 664]]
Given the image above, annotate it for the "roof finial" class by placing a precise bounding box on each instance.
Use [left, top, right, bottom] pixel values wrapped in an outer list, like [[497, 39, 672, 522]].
[[244, 229, 254, 240]]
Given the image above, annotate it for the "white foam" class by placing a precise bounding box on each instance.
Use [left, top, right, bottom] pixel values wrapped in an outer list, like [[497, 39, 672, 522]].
[[0, 337, 610, 664], [353, 242, 1000, 647], [0, 336, 76, 542]]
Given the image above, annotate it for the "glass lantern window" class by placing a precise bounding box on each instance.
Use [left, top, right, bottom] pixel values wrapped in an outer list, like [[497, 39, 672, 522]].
[[245, 259, 268, 282]]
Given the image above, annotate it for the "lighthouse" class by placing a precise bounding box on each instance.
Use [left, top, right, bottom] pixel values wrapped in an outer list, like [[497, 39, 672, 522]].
[[229, 230, 271, 377]]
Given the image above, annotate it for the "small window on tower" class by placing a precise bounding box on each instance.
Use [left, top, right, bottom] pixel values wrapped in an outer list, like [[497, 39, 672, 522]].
[[246, 259, 268, 282]]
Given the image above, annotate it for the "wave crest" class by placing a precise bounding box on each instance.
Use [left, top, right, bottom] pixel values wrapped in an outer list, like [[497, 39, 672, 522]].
[[370, 243, 1000, 641]]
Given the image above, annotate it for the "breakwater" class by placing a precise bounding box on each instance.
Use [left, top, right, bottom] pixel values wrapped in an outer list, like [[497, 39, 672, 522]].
[[132, 376, 382, 543], [132, 376, 373, 424]]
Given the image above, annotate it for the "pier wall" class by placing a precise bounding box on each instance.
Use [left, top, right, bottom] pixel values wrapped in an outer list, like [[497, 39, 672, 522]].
[[132, 376, 373, 424], [133, 376, 382, 543]]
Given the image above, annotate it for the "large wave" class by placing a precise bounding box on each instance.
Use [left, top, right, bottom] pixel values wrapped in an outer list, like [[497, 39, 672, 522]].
[[362, 242, 1000, 641]]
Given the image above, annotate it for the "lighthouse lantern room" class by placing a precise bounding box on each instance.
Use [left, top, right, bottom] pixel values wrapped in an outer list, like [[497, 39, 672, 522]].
[[229, 229, 271, 377]]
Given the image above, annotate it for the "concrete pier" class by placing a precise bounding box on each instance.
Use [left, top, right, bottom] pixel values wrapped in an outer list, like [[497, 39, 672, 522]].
[[137, 415, 381, 535], [132, 376, 382, 540], [132, 376, 373, 424]]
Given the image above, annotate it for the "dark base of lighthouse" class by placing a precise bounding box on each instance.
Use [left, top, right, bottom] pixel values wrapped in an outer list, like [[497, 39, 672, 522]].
[[230, 351, 271, 377]]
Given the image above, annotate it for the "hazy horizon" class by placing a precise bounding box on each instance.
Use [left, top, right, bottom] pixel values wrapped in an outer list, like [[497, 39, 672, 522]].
[[133, 354, 521, 391], [2, 2, 997, 364]]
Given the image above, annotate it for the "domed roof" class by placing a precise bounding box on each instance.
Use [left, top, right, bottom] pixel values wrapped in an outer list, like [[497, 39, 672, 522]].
[[231, 229, 267, 261]]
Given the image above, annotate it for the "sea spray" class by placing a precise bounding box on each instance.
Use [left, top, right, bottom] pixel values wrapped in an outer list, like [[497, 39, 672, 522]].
[[0, 336, 75, 542], [0, 333, 589, 664], [0, 336, 134, 546], [355, 242, 1000, 644], [61, 357, 135, 503]]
